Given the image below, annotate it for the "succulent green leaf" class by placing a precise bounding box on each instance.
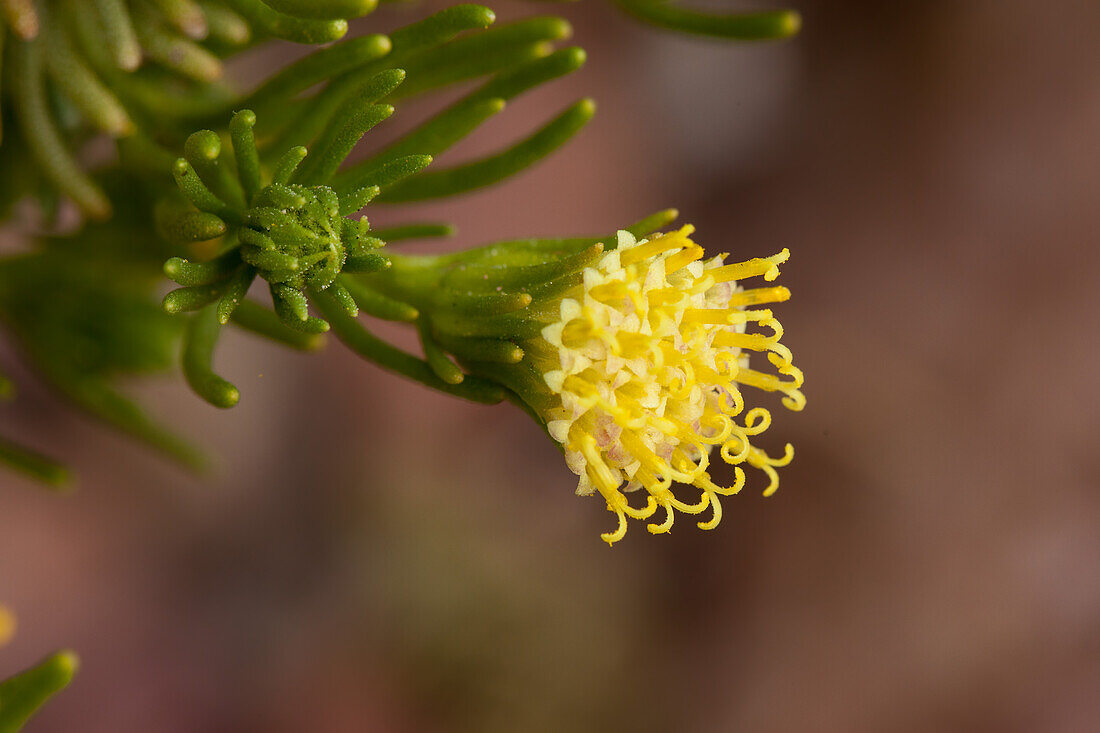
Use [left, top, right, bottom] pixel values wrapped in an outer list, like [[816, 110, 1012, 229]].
[[172, 158, 232, 217], [183, 305, 240, 408], [229, 299, 324, 350], [339, 275, 418, 321], [40, 11, 134, 135], [157, 208, 228, 244], [7, 37, 111, 219], [244, 33, 392, 115], [474, 45, 586, 102], [132, 4, 221, 82], [417, 319, 465, 384], [376, 99, 595, 202], [270, 146, 309, 186], [0, 651, 78, 733], [184, 130, 246, 209], [330, 154, 433, 197], [229, 110, 262, 203], [386, 5, 496, 52], [216, 266, 256, 324], [0, 436, 72, 489], [221, 0, 348, 44], [370, 223, 454, 242], [270, 283, 329, 333], [259, 0, 378, 21], [92, 0, 141, 69], [293, 102, 396, 186], [314, 289, 504, 404], [163, 280, 233, 314], [198, 1, 250, 45], [145, 0, 208, 40], [433, 332, 525, 364], [337, 185, 379, 216], [614, 0, 801, 40], [354, 98, 505, 175]]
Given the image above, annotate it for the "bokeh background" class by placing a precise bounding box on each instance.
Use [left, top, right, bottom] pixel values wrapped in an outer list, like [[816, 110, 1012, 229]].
[[3, 0, 1099, 730]]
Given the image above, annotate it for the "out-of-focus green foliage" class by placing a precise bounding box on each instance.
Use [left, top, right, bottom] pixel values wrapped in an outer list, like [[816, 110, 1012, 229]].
[[0, 649, 78, 733]]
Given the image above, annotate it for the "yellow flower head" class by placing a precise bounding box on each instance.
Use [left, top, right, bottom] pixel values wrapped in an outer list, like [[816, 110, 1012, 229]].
[[522, 226, 804, 544]]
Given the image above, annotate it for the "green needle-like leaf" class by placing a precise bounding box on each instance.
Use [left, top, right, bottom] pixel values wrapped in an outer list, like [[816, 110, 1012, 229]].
[[146, 0, 207, 39], [92, 0, 141, 69], [371, 223, 454, 242], [293, 83, 399, 184], [132, 4, 221, 82], [474, 45, 586, 102], [376, 99, 595, 202], [357, 98, 505, 175], [244, 33, 392, 115], [230, 300, 324, 350], [260, 0, 377, 21], [165, 250, 240, 286], [229, 110, 261, 203], [7, 38, 111, 219], [157, 208, 228, 244], [163, 279, 234, 314], [433, 333, 524, 364], [221, 0, 348, 44], [339, 275, 418, 321], [216, 267, 256, 324], [40, 12, 134, 136], [0, 650, 78, 733], [183, 305, 239, 408], [270, 146, 309, 186], [198, 1, 250, 45], [0, 436, 72, 489], [314, 289, 504, 404], [615, 0, 801, 40], [337, 185, 379, 216], [293, 103, 397, 186], [386, 5, 496, 52], [330, 154, 433, 197], [184, 130, 246, 209], [417, 319, 465, 384], [172, 158, 231, 217]]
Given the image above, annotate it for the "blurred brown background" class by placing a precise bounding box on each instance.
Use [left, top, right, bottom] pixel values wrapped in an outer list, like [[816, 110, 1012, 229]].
[[3, 0, 1099, 731]]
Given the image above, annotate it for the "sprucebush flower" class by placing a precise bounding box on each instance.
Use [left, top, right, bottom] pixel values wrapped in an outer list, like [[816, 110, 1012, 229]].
[[370, 215, 805, 544]]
